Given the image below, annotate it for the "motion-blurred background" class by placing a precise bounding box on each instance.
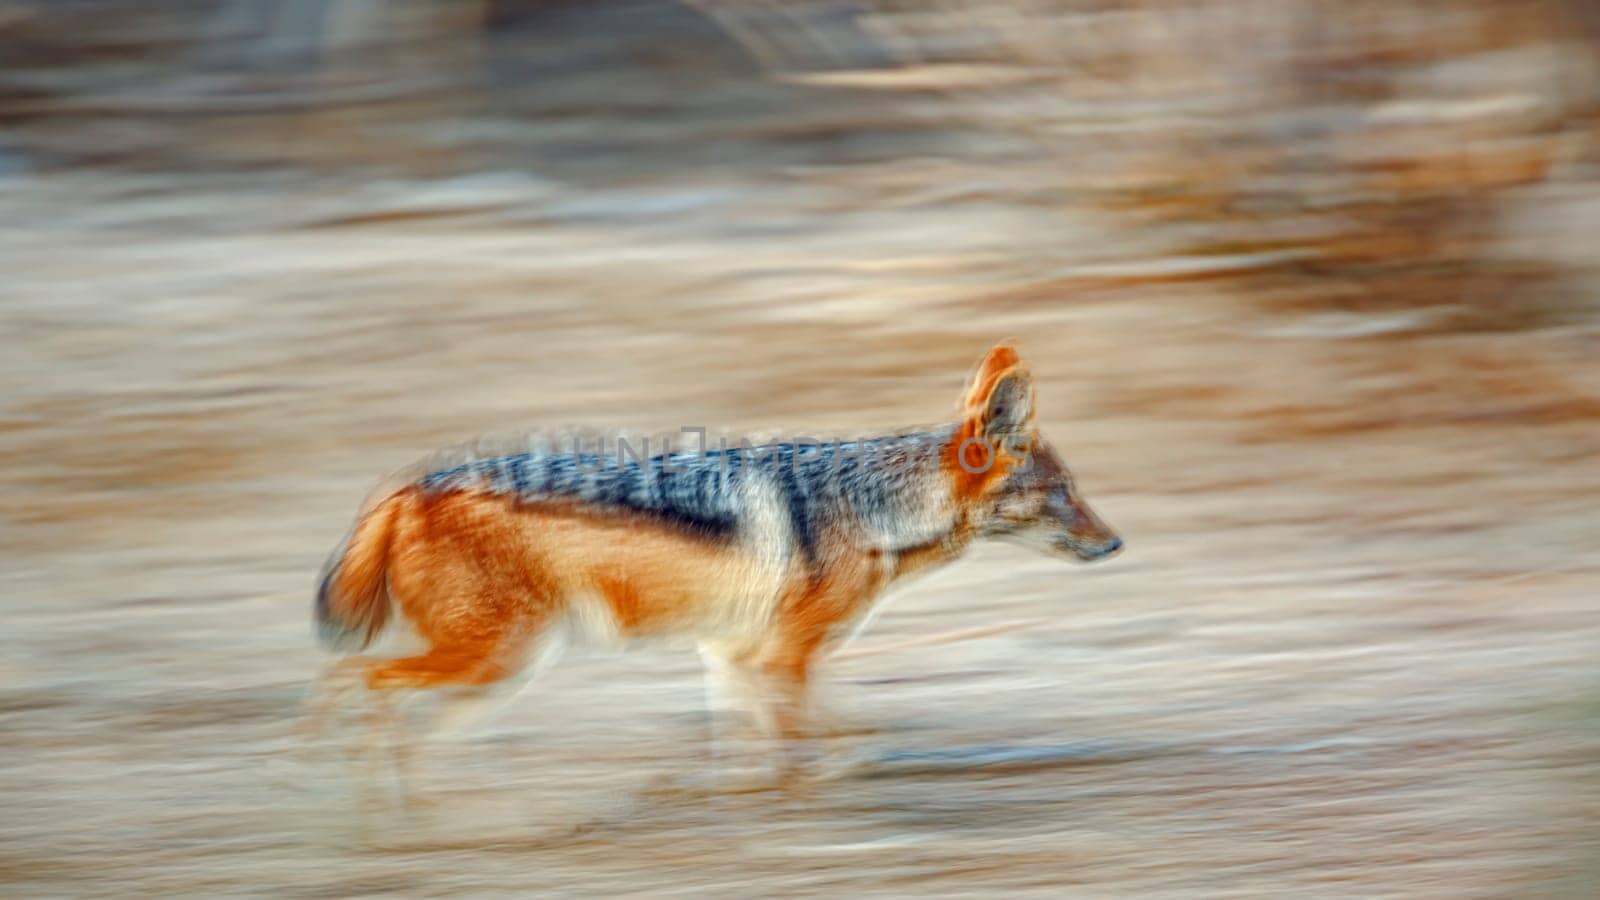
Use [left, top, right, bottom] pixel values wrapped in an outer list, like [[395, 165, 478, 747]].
[[3, 2, 1598, 896]]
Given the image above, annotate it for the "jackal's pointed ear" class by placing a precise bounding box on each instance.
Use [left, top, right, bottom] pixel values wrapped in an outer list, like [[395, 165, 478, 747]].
[[966, 342, 1022, 402], [963, 343, 1024, 403], [962, 343, 1034, 437], [977, 367, 1034, 438]]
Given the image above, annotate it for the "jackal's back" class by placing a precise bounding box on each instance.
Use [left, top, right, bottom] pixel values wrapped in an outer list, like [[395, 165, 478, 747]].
[[411, 429, 960, 560]]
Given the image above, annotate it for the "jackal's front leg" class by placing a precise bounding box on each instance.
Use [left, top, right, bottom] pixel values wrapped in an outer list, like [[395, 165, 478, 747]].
[[696, 645, 792, 790]]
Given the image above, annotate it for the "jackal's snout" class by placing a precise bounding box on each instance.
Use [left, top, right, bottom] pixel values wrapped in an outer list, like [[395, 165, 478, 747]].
[[1060, 499, 1124, 563], [1073, 533, 1123, 562]]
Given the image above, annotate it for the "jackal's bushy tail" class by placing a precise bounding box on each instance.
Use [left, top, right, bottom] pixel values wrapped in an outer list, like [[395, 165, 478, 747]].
[[315, 493, 400, 651]]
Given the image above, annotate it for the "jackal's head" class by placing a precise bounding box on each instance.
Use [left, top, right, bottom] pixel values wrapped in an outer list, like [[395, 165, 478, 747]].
[[954, 343, 1124, 563]]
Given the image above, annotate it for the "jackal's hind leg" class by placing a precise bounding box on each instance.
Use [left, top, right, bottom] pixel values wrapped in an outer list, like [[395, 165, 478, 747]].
[[290, 655, 411, 805], [296, 656, 376, 755], [413, 625, 568, 780], [295, 630, 542, 803]]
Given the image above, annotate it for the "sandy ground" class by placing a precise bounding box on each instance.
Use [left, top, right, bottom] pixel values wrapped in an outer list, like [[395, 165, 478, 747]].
[[2, 160, 1599, 898]]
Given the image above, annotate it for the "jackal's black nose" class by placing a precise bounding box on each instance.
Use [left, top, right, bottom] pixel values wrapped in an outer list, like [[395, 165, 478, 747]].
[[1094, 537, 1124, 559]]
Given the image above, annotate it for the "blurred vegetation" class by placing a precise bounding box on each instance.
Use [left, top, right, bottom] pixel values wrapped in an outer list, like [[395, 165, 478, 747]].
[[4, 0, 1600, 333]]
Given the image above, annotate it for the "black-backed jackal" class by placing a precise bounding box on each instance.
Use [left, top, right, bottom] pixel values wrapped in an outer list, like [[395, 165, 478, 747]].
[[305, 343, 1122, 785]]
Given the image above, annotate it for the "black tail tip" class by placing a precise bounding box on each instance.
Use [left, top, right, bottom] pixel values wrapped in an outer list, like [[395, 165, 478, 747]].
[[313, 568, 368, 652]]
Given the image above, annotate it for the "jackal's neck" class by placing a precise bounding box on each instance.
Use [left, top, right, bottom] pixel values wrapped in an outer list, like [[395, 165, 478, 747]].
[[832, 425, 963, 553]]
